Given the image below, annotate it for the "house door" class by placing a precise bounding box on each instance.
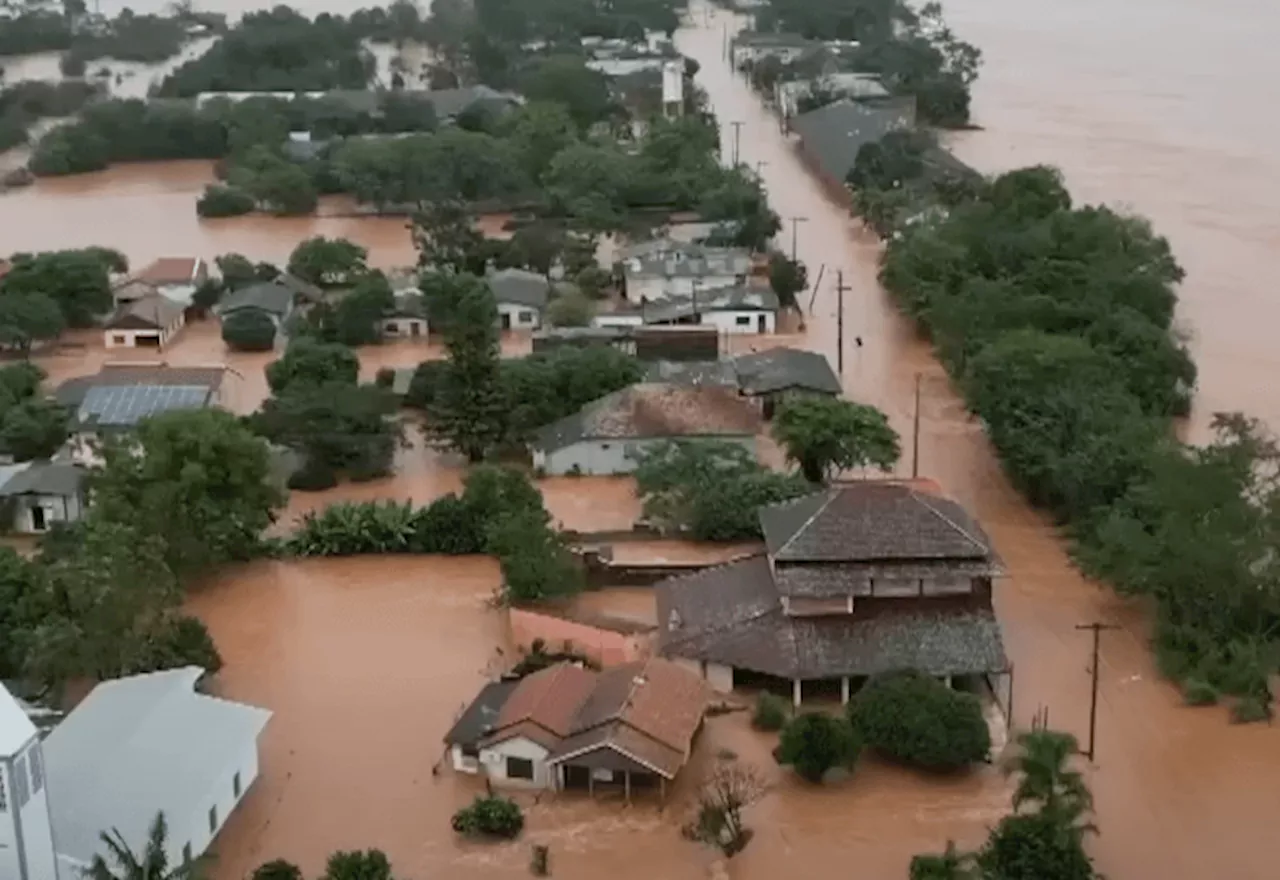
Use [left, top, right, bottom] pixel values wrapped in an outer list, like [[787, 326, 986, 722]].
[[410, 321, 421, 337], [30, 505, 47, 532], [501, 313, 512, 330], [757, 314, 767, 334]]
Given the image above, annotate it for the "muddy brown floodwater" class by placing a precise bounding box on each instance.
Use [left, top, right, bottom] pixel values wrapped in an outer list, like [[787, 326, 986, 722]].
[[9, 0, 1280, 876]]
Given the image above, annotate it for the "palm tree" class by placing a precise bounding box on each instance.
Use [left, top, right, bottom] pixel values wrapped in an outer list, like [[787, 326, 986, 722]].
[[84, 812, 202, 880], [1009, 729, 1094, 827]]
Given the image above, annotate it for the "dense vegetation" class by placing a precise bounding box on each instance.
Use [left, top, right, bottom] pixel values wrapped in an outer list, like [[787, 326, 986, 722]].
[[0, 247, 122, 328], [773, 397, 900, 483], [0, 80, 99, 153], [849, 671, 991, 771], [1, 409, 284, 689], [910, 730, 1100, 880], [752, 0, 981, 127], [855, 139, 1275, 710], [633, 440, 809, 540], [0, 364, 67, 465], [776, 711, 861, 783], [287, 466, 583, 603]]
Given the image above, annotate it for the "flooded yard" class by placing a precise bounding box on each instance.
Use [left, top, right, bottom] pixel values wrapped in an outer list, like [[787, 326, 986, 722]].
[[188, 556, 1012, 880]]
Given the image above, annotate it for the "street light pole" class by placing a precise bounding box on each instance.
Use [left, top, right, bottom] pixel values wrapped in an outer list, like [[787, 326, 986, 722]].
[[1075, 622, 1119, 762], [789, 216, 808, 261], [911, 373, 922, 478], [729, 122, 744, 167]]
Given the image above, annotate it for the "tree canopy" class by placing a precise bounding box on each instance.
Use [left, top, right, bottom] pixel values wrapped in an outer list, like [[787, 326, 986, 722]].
[[773, 397, 900, 483], [267, 337, 361, 394], [1, 248, 118, 327], [776, 711, 861, 783], [286, 236, 369, 286]]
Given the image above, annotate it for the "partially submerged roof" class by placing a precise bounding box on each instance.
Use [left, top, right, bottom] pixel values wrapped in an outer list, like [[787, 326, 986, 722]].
[[644, 359, 739, 388], [759, 481, 994, 563], [534, 383, 760, 452], [731, 346, 842, 395], [639, 286, 779, 324], [104, 294, 184, 331], [218, 281, 295, 317], [0, 461, 85, 498], [77, 384, 214, 429], [792, 98, 916, 183], [54, 365, 226, 409], [0, 679, 38, 755], [134, 257, 202, 286], [44, 667, 271, 868], [112, 279, 160, 302], [488, 268, 551, 309], [626, 248, 749, 280], [443, 679, 519, 747], [656, 555, 1007, 679]]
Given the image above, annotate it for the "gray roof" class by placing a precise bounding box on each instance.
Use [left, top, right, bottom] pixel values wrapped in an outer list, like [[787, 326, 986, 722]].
[[792, 98, 916, 183], [44, 667, 271, 869], [534, 383, 760, 452], [77, 384, 213, 429], [443, 679, 519, 747], [428, 85, 522, 119], [626, 248, 750, 281], [104, 294, 184, 331], [638, 286, 779, 324], [388, 292, 427, 319], [731, 347, 842, 395], [759, 482, 994, 562], [656, 556, 1007, 679], [54, 366, 225, 409], [644, 359, 740, 388], [218, 281, 295, 317], [487, 268, 551, 309], [0, 461, 85, 498]]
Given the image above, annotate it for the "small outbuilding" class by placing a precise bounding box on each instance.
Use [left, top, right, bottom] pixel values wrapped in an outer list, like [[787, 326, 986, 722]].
[[0, 461, 87, 534], [488, 268, 550, 330], [132, 257, 208, 306], [104, 294, 186, 350], [381, 292, 429, 339]]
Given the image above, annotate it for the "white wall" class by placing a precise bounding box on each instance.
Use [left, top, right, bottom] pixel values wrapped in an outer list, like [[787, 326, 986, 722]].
[[700, 309, 775, 335], [169, 735, 262, 866], [0, 738, 59, 880], [104, 312, 185, 350], [380, 317, 428, 338], [496, 303, 540, 330], [591, 313, 643, 330], [450, 745, 480, 774], [624, 273, 741, 304], [539, 435, 756, 477], [10, 493, 83, 535], [478, 737, 552, 789]]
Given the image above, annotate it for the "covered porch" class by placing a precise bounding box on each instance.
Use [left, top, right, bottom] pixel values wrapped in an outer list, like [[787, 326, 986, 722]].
[[549, 744, 675, 804]]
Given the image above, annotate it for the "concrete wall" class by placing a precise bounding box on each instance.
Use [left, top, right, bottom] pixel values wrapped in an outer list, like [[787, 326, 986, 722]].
[[169, 734, 262, 866], [380, 317, 428, 338], [104, 312, 186, 350], [625, 273, 740, 303], [670, 656, 734, 694], [479, 736, 552, 789], [10, 493, 83, 534], [700, 309, 775, 335], [496, 302, 541, 330], [509, 608, 651, 668], [450, 744, 480, 774]]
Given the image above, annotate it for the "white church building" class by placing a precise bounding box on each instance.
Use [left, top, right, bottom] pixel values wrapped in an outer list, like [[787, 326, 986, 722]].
[[0, 667, 271, 880]]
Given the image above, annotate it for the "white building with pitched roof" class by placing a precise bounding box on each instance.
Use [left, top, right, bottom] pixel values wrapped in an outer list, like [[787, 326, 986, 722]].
[[40, 667, 270, 877], [0, 682, 58, 880]]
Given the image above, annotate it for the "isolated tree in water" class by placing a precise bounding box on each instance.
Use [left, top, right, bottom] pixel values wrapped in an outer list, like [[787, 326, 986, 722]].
[[773, 397, 900, 483], [426, 275, 507, 461]]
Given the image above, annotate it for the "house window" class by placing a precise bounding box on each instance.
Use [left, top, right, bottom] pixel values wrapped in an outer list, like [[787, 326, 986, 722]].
[[735, 315, 751, 326], [506, 756, 535, 780], [385, 322, 399, 333], [182, 844, 192, 865], [208, 805, 218, 834], [112, 335, 127, 345], [519, 310, 535, 324], [28, 744, 43, 794], [232, 772, 241, 799]]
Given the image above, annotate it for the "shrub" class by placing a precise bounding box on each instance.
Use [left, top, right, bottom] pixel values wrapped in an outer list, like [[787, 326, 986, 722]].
[[451, 795, 524, 839], [409, 493, 485, 555], [139, 615, 223, 674], [323, 849, 392, 880], [976, 811, 1095, 880], [197, 184, 256, 217], [252, 860, 302, 880], [776, 712, 860, 783], [1181, 678, 1218, 707], [752, 692, 789, 731], [1232, 695, 1271, 724], [287, 459, 338, 492], [222, 309, 277, 351], [404, 359, 447, 409], [849, 670, 990, 771]]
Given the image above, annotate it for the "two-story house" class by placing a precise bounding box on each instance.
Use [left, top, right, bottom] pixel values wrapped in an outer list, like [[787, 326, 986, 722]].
[[621, 246, 751, 304], [656, 479, 1008, 705]]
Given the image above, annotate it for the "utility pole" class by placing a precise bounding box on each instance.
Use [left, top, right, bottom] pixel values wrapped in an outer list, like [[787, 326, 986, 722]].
[[835, 270, 850, 379], [729, 122, 744, 167], [911, 373, 922, 478], [789, 216, 808, 261], [1075, 622, 1119, 762]]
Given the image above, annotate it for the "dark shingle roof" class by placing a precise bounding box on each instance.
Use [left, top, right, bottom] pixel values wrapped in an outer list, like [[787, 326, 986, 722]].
[[792, 98, 916, 183], [759, 481, 994, 562], [0, 462, 85, 498], [731, 347, 841, 395], [487, 268, 551, 309], [534, 383, 760, 452], [442, 680, 518, 747], [218, 282, 294, 317], [656, 555, 1007, 678]]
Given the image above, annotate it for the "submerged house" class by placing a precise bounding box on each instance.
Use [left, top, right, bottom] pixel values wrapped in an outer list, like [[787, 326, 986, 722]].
[[444, 658, 707, 800], [656, 479, 1008, 705], [791, 98, 917, 196], [530, 383, 761, 476], [0, 461, 87, 534]]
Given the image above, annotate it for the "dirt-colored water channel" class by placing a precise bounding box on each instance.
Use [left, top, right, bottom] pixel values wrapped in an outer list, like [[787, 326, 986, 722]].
[[9, 0, 1280, 876]]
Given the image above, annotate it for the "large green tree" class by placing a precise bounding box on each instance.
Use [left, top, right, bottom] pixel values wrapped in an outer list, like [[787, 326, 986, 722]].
[[0, 291, 65, 351], [89, 408, 285, 581], [426, 275, 507, 461], [0, 249, 115, 326], [287, 236, 369, 286], [773, 397, 900, 483], [252, 382, 401, 483], [266, 337, 360, 394]]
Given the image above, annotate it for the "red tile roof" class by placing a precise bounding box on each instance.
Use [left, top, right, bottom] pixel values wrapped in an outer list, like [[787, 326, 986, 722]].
[[482, 664, 596, 746]]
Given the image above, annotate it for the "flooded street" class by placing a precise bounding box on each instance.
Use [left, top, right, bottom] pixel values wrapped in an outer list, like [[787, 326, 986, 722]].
[[6, 0, 1280, 876]]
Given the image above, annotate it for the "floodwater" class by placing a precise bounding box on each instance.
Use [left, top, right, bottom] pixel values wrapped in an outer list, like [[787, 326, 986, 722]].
[[10, 0, 1280, 877]]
